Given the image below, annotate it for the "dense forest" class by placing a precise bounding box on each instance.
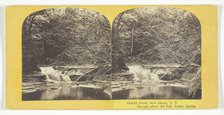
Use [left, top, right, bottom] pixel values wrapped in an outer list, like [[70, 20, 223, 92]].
[[22, 7, 201, 73], [112, 8, 201, 71], [22, 8, 111, 73], [22, 7, 202, 100]]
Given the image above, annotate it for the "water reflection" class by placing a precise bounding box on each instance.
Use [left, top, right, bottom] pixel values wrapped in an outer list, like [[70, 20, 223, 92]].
[[23, 83, 200, 100], [112, 86, 199, 99], [23, 83, 111, 100], [22, 65, 201, 100]]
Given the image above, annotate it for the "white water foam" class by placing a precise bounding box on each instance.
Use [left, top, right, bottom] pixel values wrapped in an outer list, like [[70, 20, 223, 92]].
[[40, 67, 71, 82], [128, 65, 160, 82]]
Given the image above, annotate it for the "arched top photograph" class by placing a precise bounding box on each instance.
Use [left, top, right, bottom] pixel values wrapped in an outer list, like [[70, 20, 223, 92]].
[[21, 6, 202, 101]]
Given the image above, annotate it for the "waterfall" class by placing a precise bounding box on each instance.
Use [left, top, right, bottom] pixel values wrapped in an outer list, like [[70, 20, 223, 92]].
[[128, 65, 149, 81], [40, 67, 71, 82], [128, 65, 160, 81]]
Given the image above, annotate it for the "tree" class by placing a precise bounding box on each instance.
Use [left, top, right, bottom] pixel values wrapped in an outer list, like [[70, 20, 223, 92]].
[[112, 8, 201, 68], [22, 8, 111, 73]]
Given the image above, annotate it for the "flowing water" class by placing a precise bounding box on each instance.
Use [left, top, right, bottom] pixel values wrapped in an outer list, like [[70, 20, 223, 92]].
[[111, 65, 200, 99], [23, 66, 111, 100], [22, 65, 200, 100], [40, 67, 71, 82]]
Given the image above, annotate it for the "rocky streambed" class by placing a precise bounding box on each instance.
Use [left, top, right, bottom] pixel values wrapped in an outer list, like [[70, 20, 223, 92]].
[[22, 64, 201, 100]]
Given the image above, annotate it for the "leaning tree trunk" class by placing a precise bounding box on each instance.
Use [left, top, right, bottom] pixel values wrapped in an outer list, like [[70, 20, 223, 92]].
[[111, 12, 129, 72]]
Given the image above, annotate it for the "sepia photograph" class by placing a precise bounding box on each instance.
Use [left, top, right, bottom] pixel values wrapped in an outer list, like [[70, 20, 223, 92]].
[[22, 7, 201, 101]]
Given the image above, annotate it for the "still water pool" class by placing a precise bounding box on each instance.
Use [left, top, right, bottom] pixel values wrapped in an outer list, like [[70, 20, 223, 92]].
[[22, 82, 111, 100], [22, 82, 200, 100], [22, 65, 201, 100]]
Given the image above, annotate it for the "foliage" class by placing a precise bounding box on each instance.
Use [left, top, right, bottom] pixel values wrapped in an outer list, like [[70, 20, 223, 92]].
[[23, 7, 201, 75], [22, 8, 111, 73], [112, 8, 201, 66]]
